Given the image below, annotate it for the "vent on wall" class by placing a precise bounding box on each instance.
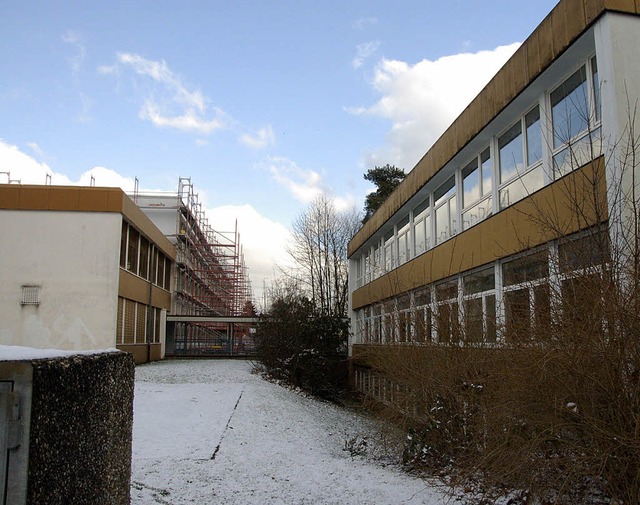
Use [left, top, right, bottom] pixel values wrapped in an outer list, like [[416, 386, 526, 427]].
[[21, 285, 41, 306]]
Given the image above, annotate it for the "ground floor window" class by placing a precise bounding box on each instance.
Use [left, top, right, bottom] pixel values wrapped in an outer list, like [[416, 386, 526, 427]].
[[352, 228, 610, 347]]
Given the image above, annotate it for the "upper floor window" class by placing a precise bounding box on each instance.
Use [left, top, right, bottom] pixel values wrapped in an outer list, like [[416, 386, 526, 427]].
[[434, 176, 457, 244], [412, 197, 431, 256], [384, 229, 395, 272], [462, 147, 493, 230], [397, 216, 410, 266], [499, 105, 544, 209], [551, 58, 601, 177], [551, 66, 589, 149]]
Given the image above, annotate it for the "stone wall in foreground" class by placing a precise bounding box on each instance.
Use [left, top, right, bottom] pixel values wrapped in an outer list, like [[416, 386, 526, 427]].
[[1, 350, 135, 505]]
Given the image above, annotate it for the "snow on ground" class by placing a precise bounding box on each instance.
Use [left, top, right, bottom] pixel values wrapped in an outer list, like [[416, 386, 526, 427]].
[[131, 359, 454, 505]]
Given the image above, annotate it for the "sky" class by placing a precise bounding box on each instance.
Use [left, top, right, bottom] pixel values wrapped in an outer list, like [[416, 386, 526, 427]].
[[0, 0, 559, 302]]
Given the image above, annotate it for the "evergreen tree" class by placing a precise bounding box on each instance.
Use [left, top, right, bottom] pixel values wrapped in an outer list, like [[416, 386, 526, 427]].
[[362, 164, 405, 223]]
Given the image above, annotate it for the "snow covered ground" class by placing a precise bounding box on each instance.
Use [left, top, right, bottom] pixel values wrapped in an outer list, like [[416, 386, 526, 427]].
[[131, 359, 454, 504]]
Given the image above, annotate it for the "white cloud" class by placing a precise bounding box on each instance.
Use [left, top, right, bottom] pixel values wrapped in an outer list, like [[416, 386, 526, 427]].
[[239, 125, 275, 149], [353, 17, 378, 30], [352, 41, 380, 69], [349, 43, 521, 171], [206, 204, 293, 307], [62, 30, 86, 73], [265, 156, 324, 203], [0, 140, 137, 189], [139, 100, 223, 134], [101, 52, 227, 135]]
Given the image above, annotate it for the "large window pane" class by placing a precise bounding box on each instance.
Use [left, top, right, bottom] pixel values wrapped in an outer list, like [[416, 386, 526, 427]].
[[463, 267, 495, 294], [499, 122, 524, 183], [525, 106, 542, 166], [505, 288, 530, 343], [503, 250, 549, 286], [552, 132, 598, 177], [462, 159, 480, 207], [559, 230, 610, 273], [591, 57, 600, 122], [435, 203, 449, 244], [464, 297, 483, 343], [481, 148, 492, 196], [551, 66, 588, 149], [462, 196, 492, 230], [434, 176, 455, 207], [499, 164, 544, 208]]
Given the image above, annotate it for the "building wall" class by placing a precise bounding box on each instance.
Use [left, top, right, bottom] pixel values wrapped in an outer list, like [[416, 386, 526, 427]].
[[0, 210, 121, 350], [347, 5, 640, 362]]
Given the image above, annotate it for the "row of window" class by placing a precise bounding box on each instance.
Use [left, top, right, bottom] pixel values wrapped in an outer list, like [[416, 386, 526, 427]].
[[355, 56, 601, 287], [119, 220, 172, 290], [116, 296, 163, 345], [353, 228, 609, 346]]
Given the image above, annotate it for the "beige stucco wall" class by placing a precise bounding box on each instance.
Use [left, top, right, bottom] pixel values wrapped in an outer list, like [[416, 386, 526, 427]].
[[0, 210, 121, 350]]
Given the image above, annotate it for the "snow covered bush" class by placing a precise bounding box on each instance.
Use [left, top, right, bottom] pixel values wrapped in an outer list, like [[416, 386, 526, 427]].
[[254, 290, 349, 399]]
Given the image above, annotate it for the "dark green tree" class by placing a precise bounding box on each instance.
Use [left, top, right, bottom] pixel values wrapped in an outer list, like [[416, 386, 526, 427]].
[[363, 164, 405, 223]]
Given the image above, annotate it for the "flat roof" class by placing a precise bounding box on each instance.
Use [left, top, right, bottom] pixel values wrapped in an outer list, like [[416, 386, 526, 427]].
[[0, 184, 175, 259]]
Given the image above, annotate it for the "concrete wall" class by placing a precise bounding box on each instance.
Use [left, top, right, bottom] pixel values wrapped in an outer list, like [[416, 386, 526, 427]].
[[25, 351, 134, 504], [0, 211, 121, 350]]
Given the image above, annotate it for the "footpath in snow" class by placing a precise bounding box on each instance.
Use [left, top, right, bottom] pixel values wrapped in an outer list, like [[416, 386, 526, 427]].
[[131, 359, 453, 505]]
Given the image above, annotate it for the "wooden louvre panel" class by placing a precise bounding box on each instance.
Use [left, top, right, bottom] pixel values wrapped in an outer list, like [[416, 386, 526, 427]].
[[116, 297, 124, 344], [124, 299, 136, 344], [136, 303, 147, 343]]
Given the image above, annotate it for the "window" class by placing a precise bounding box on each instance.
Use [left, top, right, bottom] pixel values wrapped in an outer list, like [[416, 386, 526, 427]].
[[558, 229, 611, 335], [591, 57, 600, 122], [435, 176, 457, 244], [551, 60, 601, 177], [525, 107, 542, 166], [396, 294, 411, 343], [413, 197, 431, 256], [384, 230, 395, 272], [551, 66, 589, 149], [435, 278, 459, 343], [462, 147, 493, 230], [499, 122, 524, 183], [498, 105, 544, 209], [397, 216, 410, 266], [413, 287, 432, 343], [463, 267, 496, 343], [154, 308, 161, 343], [383, 299, 396, 343], [355, 256, 363, 288], [502, 250, 550, 343]]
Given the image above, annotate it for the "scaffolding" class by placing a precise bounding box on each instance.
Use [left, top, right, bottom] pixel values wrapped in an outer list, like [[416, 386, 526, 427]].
[[134, 177, 255, 356]]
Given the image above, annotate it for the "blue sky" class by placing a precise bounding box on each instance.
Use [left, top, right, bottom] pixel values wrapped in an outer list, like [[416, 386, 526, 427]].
[[0, 0, 558, 299]]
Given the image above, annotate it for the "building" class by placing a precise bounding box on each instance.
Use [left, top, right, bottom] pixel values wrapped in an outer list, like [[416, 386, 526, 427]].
[[347, 0, 640, 396], [0, 184, 175, 363], [131, 178, 255, 356]]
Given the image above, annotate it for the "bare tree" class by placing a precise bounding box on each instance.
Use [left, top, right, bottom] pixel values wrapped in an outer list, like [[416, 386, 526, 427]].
[[289, 194, 361, 318]]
